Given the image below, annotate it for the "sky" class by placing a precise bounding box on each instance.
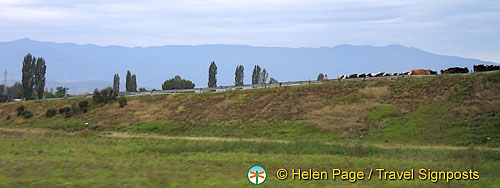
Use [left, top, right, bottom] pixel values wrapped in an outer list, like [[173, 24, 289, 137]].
[[0, 0, 499, 62]]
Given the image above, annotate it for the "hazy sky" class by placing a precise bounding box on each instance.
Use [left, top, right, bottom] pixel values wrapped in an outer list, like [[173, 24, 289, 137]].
[[1, 0, 499, 62]]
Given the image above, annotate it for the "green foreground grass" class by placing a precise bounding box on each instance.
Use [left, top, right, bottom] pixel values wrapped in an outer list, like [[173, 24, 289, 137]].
[[0, 129, 499, 187]]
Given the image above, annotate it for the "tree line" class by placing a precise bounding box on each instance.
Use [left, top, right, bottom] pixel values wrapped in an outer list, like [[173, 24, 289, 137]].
[[198, 62, 279, 89], [0, 53, 77, 102], [3, 53, 283, 102], [112, 61, 278, 93], [209, 62, 278, 89]]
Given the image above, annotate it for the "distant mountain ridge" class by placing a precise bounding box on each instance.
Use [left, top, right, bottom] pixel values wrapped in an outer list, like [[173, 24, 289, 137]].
[[0, 38, 496, 93]]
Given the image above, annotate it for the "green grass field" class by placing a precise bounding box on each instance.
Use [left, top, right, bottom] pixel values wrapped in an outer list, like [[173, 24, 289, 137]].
[[1, 71, 500, 187], [0, 129, 499, 187]]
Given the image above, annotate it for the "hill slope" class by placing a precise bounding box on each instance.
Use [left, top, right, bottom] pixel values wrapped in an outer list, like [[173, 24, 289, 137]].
[[1, 71, 499, 147], [0, 38, 497, 92]]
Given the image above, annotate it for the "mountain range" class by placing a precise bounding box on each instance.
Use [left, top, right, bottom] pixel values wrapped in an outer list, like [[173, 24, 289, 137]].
[[0, 38, 496, 94]]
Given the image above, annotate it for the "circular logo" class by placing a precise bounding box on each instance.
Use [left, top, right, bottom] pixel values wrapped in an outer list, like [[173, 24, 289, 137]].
[[247, 165, 267, 185]]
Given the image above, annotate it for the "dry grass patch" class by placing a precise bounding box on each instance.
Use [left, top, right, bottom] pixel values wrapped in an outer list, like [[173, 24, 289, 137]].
[[214, 99, 236, 111], [453, 105, 481, 117], [84, 99, 172, 126], [303, 102, 381, 137], [358, 86, 390, 100], [290, 95, 324, 119]]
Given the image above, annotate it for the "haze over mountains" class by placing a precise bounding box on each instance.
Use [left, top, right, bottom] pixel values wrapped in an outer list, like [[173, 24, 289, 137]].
[[0, 38, 496, 94]]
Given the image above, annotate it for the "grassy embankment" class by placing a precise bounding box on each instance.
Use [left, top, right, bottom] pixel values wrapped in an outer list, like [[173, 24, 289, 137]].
[[0, 71, 499, 187], [1, 71, 499, 146]]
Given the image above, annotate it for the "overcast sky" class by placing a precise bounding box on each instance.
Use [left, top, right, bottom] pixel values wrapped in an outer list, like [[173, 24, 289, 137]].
[[1, 0, 499, 62]]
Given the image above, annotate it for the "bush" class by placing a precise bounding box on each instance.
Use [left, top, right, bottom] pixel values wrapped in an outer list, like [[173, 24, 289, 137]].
[[118, 96, 127, 108], [16, 105, 33, 118], [78, 101, 89, 113], [162, 75, 195, 90], [93, 87, 117, 104], [269, 77, 278, 84], [0, 94, 8, 103], [58, 106, 72, 118], [16, 105, 25, 116], [59, 107, 71, 114], [64, 111, 74, 118], [46, 109, 57, 118], [71, 103, 78, 113], [23, 111, 33, 119], [43, 92, 56, 99]]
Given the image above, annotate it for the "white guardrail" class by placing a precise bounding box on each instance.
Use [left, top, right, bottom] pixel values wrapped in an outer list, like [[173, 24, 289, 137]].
[[29, 71, 496, 101]]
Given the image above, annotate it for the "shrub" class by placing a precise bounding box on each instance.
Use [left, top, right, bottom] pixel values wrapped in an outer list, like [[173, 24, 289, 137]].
[[64, 111, 74, 118], [43, 92, 56, 99], [57, 106, 73, 118], [0, 94, 8, 103], [16, 105, 25, 116], [71, 103, 78, 113], [46, 109, 57, 118], [59, 107, 71, 114], [269, 77, 278, 84], [23, 111, 33, 119], [78, 101, 89, 113], [93, 87, 117, 104], [118, 96, 127, 108], [162, 75, 195, 90]]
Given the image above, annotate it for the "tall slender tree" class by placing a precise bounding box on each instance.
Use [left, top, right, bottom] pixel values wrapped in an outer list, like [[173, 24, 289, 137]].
[[34, 57, 46, 99], [234, 65, 244, 86], [131, 74, 137, 92], [125, 70, 132, 92], [113, 74, 120, 93], [252, 65, 261, 85], [208, 61, 217, 87], [260, 69, 268, 85], [22, 53, 35, 100]]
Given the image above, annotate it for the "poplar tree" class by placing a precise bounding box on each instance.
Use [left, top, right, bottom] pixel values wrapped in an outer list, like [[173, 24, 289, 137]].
[[34, 57, 46, 99], [252, 65, 261, 85], [22, 53, 35, 100], [234, 65, 244, 86], [113, 74, 120, 93], [208, 61, 217, 87], [125, 71, 132, 92], [131, 74, 137, 92], [260, 69, 268, 84]]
